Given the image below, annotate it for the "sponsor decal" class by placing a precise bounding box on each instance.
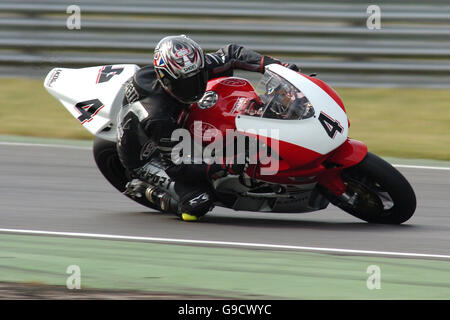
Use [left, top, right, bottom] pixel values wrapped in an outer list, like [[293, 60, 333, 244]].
[[220, 78, 248, 87], [182, 64, 197, 73], [188, 193, 209, 206], [46, 69, 62, 88], [189, 121, 220, 142]]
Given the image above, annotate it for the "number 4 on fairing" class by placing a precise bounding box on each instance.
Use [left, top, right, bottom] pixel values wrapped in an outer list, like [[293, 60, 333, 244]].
[[74, 99, 104, 124], [318, 111, 343, 139], [96, 65, 124, 84]]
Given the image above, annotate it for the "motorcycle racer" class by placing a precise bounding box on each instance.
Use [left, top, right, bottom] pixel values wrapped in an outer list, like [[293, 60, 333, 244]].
[[117, 35, 299, 221]]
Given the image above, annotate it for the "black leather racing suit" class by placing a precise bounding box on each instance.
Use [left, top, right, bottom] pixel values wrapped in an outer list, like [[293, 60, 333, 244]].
[[117, 44, 281, 216]]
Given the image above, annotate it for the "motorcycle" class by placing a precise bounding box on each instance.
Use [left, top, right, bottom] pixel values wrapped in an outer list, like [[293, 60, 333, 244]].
[[44, 63, 416, 224]]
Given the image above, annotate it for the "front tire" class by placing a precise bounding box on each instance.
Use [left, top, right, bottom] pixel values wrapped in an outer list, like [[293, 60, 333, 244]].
[[333, 152, 416, 224]]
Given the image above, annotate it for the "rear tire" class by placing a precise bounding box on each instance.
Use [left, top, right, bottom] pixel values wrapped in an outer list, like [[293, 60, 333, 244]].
[[93, 136, 160, 211], [333, 152, 416, 224]]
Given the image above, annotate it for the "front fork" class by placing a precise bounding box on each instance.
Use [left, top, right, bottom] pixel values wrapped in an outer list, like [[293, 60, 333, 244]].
[[317, 169, 347, 196]]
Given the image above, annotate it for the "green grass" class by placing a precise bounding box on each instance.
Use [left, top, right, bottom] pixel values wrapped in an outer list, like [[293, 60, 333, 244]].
[[1, 233, 449, 299], [340, 88, 450, 160], [1, 78, 449, 160], [0, 78, 92, 140]]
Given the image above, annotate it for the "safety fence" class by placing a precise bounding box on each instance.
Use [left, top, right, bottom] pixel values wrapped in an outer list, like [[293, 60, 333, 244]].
[[1, 0, 449, 87]]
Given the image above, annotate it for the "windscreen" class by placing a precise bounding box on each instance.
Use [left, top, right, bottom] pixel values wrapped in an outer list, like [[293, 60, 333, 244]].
[[250, 70, 315, 120]]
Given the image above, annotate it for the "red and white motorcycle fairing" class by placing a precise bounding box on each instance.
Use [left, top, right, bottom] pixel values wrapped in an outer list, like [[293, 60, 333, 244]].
[[44, 63, 416, 223], [185, 64, 365, 199]]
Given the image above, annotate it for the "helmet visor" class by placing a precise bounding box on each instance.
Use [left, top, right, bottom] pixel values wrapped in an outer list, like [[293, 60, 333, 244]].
[[168, 69, 207, 104]]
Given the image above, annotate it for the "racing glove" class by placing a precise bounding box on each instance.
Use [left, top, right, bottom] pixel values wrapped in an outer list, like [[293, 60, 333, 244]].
[[282, 63, 301, 72]]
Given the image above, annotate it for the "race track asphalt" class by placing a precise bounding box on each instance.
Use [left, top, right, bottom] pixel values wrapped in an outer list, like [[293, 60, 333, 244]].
[[1, 143, 449, 256]]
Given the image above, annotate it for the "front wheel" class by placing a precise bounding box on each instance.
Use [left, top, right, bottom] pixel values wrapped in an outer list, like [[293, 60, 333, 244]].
[[331, 152, 416, 224]]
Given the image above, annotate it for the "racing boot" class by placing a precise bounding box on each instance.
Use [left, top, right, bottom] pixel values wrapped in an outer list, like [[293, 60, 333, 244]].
[[133, 158, 214, 220], [177, 189, 214, 222]]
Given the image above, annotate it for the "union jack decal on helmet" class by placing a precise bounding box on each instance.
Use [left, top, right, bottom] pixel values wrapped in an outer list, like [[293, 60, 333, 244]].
[[153, 52, 167, 74]]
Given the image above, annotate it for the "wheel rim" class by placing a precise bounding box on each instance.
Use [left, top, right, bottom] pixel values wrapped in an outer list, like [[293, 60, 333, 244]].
[[343, 175, 395, 218]]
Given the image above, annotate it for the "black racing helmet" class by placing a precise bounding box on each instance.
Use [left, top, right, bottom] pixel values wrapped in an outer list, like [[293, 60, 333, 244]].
[[153, 35, 207, 104]]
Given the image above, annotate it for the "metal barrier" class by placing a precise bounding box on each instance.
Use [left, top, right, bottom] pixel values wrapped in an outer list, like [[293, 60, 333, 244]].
[[1, 0, 449, 87]]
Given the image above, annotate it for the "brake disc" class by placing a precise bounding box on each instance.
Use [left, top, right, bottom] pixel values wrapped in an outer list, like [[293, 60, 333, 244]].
[[346, 180, 387, 217]]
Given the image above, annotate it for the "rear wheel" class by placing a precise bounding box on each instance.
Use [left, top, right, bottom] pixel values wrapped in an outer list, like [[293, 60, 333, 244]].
[[330, 152, 416, 224], [93, 136, 160, 211]]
